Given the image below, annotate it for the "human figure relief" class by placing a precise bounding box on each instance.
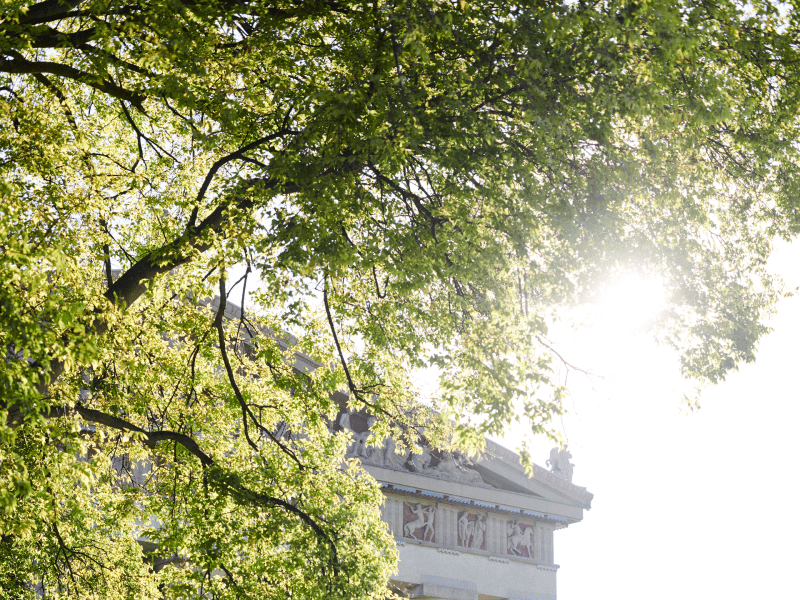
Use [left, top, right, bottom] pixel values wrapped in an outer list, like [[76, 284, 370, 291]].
[[507, 520, 534, 558], [409, 445, 432, 473], [383, 437, 411, 470], [430, 451, 458, 477], [507, 520, 521, 552], [430, 452, 476, 481], [403, 503, 435, 542], [452, 452, 486, 486], [471, 516, 486, 550], [457, 511, 473, 547], [353, 416, 377, 462], [422, 505, 436, 542]]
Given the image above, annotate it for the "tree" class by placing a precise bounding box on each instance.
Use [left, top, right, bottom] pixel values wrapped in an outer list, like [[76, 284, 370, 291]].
[[2, 0, 799, 597]]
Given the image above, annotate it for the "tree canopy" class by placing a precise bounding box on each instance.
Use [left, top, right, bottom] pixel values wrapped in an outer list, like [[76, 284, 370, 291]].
[[2, 0, 800, 597]]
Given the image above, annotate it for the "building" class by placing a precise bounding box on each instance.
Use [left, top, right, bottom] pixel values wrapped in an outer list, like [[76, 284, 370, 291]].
[[339, 410, 593, 600], [209, 295, 593, 599]]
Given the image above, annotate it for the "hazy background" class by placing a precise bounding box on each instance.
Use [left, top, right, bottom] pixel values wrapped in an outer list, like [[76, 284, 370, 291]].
[[230, 231, 799, 599], [509, 239, 800, 599]]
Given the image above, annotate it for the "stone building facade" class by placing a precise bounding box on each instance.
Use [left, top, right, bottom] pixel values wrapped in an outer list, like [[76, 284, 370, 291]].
[[212, 296, 593, 599], [339, 410, 593, 600]]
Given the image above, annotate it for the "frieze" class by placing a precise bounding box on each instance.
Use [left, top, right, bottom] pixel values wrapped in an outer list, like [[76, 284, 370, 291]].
[[402, 502, 436, 542], [507, 520, 535, 559], [457, 511, 486, 551], [384, 494, 557, 570], [383, 485, 568, 526]]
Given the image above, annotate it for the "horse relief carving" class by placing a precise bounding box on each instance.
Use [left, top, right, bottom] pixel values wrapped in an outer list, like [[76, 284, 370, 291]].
[[507, 520, 535, 558], [403, 502, 435, 542]]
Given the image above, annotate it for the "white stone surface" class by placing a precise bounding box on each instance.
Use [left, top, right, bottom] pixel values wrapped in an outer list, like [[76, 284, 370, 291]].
[[393, 542, 557, 600]]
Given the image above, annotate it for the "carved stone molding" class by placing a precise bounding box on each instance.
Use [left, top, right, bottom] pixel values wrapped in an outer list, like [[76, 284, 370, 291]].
[[488, 556, 510, 564], [437, 547, 461, 556]]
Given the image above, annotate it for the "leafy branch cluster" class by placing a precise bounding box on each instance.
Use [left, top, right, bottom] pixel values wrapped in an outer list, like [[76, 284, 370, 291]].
[[2, 0, 800, 597]]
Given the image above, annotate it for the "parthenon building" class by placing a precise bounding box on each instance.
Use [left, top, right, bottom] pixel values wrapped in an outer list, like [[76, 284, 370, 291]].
[[216, 296, 593, 600], [338, 409, 593, 600]]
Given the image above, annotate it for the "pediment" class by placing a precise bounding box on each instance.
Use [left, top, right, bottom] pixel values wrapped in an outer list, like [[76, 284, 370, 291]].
[[477, 440, 593, 510], [209, 299, 594, 516], [337, 409, 592, 518]]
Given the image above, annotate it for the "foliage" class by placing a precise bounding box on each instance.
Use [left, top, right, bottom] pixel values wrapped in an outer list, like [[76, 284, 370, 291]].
[[2, 0, 800, 597]]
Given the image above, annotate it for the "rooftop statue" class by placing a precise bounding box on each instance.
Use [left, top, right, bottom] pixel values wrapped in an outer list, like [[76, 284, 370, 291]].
[[547, 445, 575, 483]]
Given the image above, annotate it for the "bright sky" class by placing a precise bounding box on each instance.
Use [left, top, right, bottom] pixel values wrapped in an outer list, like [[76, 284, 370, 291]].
[[230, 233, 798, 599], [507, 238, 800, 600]]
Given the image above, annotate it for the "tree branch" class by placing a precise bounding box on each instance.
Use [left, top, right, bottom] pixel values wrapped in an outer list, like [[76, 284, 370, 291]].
[[105, 176, 298, 309], [119, 100, 175, 160], [74, 402, 213, 466], [214, 275, 305, 469], [214, 274, 259, 454], [322, 274, 394, 421], [24, 26, 96, 49], [189, 130, 295, 229], [206, 467, 339, 577], [18, 0, 84, 24], [70, 401, 337, 570], [0, 53, 145, 111]]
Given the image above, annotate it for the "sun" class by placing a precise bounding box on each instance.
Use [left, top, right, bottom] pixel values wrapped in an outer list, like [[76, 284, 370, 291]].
[[595, 274, 667, 334]]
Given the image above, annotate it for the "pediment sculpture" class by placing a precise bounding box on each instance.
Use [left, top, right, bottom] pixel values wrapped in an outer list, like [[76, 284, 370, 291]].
[[336, 409, 490, 488]]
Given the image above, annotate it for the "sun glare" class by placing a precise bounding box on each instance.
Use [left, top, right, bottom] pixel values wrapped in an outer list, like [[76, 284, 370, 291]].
[[595, 275, 667, 334]]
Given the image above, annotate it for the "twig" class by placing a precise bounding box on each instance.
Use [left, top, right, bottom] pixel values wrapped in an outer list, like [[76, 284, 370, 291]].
[[214, 275, 304, 468]]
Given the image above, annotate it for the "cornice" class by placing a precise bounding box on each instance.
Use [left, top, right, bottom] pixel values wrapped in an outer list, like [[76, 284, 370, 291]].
[[382, 484, 568, 526], [483, 439, 593, 509]]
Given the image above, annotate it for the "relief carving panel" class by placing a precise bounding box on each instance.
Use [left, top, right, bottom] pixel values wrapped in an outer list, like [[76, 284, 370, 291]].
[[403, 502, 436, 542], [507, 520, 535, 559], [457, 511, 486, 551]]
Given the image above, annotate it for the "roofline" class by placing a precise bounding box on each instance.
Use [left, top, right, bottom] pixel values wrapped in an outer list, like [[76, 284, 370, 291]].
[[211, 295, 593, 510], [483, 439, 594, 509]]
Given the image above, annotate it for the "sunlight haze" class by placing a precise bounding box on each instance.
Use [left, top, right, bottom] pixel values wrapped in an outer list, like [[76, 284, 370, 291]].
[[504, 239, 800, 600]]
